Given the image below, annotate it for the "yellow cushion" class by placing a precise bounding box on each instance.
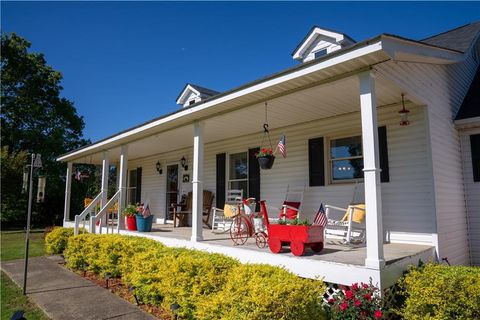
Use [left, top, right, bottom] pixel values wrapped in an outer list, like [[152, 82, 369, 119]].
[[341, 204, 366, 223], [223, 203, 240, 218]]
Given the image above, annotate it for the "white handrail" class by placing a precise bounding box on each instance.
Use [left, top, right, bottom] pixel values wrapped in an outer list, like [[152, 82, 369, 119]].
[[74, 192, 103, 235], [92, 190, 121, 234]]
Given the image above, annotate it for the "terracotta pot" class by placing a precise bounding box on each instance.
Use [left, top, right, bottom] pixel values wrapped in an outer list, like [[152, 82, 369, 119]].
[[257, 155, 275, 170], [126, 215, 137, 231]]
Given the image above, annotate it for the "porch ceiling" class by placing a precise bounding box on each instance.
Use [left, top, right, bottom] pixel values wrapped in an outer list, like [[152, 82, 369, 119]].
[[75, 72, 406, 165]]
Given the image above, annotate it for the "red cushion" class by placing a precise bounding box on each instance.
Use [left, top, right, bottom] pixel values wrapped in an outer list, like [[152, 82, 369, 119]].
[[279, 201, 301, 219]]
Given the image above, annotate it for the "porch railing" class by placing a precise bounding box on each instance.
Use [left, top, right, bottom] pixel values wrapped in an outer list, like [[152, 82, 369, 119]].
[[74, 192, 102, 235], [91, 190, 121, 234]]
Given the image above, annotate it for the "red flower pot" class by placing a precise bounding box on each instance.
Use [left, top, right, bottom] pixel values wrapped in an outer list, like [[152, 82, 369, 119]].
[[126, 216, 137, 231]]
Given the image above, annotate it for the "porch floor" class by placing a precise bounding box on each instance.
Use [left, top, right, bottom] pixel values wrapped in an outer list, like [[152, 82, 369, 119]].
[[128, 223, 432, 267]]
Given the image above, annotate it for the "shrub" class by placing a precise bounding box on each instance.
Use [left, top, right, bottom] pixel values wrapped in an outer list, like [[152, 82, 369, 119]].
[[196, 264, 326, 320], [45, 227, 75, 254], [399, 264, 480, 319], [62, 233, 327, 320], [325, 282, 384, 320]]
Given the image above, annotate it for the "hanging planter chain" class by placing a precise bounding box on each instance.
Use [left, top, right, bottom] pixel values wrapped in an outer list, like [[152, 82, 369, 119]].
[[260, 102, 274, 151], [258, 102, 276, 170]]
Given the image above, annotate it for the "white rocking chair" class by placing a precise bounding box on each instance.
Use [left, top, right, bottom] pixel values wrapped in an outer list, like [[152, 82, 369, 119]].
[[324, 204, 366, 243], [211, 189, 243, 232], [268, 184, 305, 223]]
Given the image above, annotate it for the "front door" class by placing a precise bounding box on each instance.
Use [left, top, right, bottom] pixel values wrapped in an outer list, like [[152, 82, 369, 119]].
[[166, 164, 179, 220]]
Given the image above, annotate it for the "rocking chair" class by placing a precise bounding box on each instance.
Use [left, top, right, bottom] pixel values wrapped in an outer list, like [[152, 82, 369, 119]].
[[171, 190, 215, 228]]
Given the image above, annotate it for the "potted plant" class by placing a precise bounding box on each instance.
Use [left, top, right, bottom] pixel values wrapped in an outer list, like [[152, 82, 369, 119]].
[[135, 203, 154, 232], [256, 148, 275, 170], [123, 204, 137, 231]]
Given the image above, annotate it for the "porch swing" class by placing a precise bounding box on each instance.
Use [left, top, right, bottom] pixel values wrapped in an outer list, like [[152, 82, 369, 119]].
[[257, 102, 276, 170]]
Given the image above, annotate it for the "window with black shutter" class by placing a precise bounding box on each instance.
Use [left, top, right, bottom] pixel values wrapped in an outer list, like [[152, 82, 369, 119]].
[[471, 134, 480, 182], [308, 137, 325, 186]]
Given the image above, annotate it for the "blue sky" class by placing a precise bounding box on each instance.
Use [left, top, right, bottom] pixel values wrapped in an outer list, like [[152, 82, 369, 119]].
[[2, 2, 479, 142]]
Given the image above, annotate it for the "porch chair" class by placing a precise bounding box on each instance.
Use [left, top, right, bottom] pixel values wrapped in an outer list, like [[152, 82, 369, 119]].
[[268, 184, 305, 222], [171, 190, 214, 228], [324, 182, 366, 243], [211, 189, 243, 232]]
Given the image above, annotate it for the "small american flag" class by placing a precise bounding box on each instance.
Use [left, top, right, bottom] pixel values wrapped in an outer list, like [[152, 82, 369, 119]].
[[313, 203, 328, 227], [75, 170, 82, 181], [142, 204, 151, 218], [277, 134, 287, 158]]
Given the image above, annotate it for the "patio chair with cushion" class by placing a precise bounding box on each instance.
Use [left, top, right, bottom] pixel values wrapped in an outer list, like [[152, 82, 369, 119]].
[[268, 184, 305, 222], [172, 190, 215, 228], [324, 203, 366, 243], [211, 189, 243, 232]]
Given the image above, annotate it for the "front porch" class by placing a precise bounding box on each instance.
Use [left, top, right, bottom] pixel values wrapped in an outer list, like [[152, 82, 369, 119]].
[[64, 220, 435, 289]]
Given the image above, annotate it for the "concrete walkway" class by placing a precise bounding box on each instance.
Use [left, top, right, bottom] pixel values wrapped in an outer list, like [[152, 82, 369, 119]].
[[1, 256, 156, 320]]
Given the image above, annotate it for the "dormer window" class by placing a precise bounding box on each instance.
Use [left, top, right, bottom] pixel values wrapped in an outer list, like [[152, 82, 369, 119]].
[[176, 83, 220, 108], [292, 26, 356, 63]]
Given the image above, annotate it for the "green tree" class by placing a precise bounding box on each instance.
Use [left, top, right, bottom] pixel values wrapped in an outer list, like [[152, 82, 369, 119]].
[[1, 33, 89, 226]]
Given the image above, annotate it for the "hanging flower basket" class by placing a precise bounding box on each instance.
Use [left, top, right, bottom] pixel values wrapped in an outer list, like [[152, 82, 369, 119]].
[[258, 155, 275, 170]]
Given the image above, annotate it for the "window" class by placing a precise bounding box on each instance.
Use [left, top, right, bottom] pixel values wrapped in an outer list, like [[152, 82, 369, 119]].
[[471, 134, 480, 182], [228, 152, 248, 196], [127, 169, 138, 205], [314, 49, 328, 58], [189, 100, 196, 106], [329, 135, 364, 182]]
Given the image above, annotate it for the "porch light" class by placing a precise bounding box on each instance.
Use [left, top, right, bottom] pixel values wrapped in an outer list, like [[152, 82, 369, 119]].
[[170, 303, 181, 320], [180, 156, 188, 171], [399, 94, 410, 126], [156, 161, 162, 175]]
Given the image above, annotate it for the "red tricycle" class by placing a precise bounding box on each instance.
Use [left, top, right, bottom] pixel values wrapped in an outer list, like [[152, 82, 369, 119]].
[[260, 200, 325, 256]]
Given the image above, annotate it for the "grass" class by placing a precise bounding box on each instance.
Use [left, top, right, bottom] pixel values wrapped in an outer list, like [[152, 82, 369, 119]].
[[1, 229, 45, 262], [1, 229, 49, 319], [1, 271, 50, 320]]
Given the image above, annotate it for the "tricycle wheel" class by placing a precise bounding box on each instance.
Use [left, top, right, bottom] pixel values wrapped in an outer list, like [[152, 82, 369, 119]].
[[255, 232, 267, 249], [229, 215, 249, 245], [310, 242, 324, 253], [290, 241, 305, 256], [268, 238, 282, 253]]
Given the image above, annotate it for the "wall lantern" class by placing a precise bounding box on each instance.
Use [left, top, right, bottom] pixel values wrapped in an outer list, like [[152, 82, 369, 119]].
[[399, 93, 410, 126], [180, 156, 188, 171], [156, 161, 162, 175]]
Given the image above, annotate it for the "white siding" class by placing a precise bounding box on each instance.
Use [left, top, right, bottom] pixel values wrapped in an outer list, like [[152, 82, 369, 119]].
[[460, 128, 480, 265], [377, 45, 479, 264], [129, 104, 436, 245]]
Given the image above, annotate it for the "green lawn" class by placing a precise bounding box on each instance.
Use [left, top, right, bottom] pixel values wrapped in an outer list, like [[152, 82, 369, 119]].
[[1, 230, 45, 262], [1, 229, 49, 320]]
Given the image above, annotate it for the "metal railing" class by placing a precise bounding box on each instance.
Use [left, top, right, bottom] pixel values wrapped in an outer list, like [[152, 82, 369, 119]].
[[74, 192, 102, 235]]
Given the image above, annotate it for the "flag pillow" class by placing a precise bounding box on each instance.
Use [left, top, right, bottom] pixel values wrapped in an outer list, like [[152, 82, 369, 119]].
[[341, 204, 366, 223], [279, 201, 301, 219]]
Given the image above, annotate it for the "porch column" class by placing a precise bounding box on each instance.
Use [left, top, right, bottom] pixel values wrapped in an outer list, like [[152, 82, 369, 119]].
[[191, 121, 204, 242], [359, 71, 385, 269], [100, 151, 109, 227], [63, 162, 73, 223], [117, 145, 128, 232]]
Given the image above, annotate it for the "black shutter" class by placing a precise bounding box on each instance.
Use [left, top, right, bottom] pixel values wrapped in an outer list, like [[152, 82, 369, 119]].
[[248, 147, 261, 211], [308, 137, 325, 186], [216, 153, 226, 208], [378, 126, 390, 183], [471, 134, 480, 182], [136, 167, 142, 203]]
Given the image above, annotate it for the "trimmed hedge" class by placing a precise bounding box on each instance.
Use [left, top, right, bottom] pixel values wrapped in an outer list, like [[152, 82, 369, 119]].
[[399, 264, 480, 319], [62, 232, 326, 320], [45, 227, 75, 254]]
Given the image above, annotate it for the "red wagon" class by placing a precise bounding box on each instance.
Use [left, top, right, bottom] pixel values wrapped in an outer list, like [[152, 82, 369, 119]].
[[260, 200, 324, 256]]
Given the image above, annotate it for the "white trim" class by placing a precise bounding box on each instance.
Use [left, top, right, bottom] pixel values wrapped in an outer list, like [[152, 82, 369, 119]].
[[176, 84, 201, 105], [293, 27, 351, 60], [455, 116, 480, 129]]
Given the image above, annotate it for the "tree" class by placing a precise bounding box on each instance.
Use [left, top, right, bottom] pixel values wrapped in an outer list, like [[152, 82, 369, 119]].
[[1, 33, 89, 226]]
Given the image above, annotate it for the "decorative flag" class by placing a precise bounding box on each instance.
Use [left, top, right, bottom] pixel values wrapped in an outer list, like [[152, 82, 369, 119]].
[[277, 134, 287, 158], [142, 203, 151, 218], [313, 203, 328, 227], [75, 170, 82, 181]]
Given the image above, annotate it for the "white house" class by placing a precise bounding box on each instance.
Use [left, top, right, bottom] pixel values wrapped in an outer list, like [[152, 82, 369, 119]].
[[59, 22, 480, 289]]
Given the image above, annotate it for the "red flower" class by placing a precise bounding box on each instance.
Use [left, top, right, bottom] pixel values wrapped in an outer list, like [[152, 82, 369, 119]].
[[362, 283, 369, 289], [352, 283, 359, 291], [360, 310, 368, 317], [374, 310, 383, 319], [328, 298, 335, 304], [364, 293, 372, 301], [339, 302, 348, 312], [354, 299, 362, 307], [345, 290, 354, 300]]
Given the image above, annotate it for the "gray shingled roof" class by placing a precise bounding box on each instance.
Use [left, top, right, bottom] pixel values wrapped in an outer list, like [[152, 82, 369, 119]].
[[421, 21, 480, 53], [456, 66, 480, 120], [189, 84, 220, 97]]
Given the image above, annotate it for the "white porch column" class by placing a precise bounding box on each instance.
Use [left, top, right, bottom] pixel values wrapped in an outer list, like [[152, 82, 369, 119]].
[[191, 121, 204, 242], [359, 71, 385, 269], [63, 162, 73, 223], [100, 151, 110, 227], [117, 145, 128, 232]]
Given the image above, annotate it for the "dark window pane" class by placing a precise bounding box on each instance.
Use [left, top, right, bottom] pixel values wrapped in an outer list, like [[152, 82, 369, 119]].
[[229, 152, 248, 180], [229, 180, 248, 197], [332, 159, 364, 180], [314, 49, 327, 58], [330, 136, 363, 159]]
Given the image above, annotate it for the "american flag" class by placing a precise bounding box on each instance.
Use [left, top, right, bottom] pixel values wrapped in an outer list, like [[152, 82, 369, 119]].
[[313, 203, 328, 227], [75, 170, 82, 181], [277, 134, 287, 158], [142, 204, 151, 218]]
